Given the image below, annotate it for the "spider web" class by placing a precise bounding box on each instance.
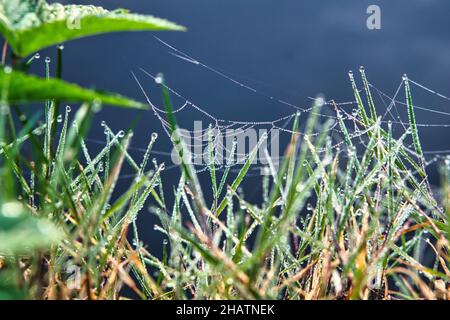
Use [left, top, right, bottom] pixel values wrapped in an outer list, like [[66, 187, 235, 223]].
[[86, 36, 450, 182]]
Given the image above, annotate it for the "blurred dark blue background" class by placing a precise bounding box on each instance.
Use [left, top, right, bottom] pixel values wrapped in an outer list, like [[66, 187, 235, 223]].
[[25, 0, 450, 245]]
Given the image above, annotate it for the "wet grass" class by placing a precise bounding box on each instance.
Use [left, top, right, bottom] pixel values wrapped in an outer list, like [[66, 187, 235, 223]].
[[1, 65, 449, 300]]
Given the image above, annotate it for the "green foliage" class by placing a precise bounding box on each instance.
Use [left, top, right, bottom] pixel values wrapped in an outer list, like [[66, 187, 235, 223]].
[[0, 101, 162, 299], [0, 0, 185, 57], [0, 67, 147, 109], [0, 0, 184, 300]]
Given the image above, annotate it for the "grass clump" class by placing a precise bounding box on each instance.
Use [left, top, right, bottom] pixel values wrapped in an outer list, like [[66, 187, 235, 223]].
[[146, 72, 449, 300]]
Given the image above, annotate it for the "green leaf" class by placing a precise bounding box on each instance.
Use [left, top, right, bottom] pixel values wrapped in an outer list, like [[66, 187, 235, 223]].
[[0, 68, 148, 109], [0, 0, 186, 57], [0, 201, 63, 254]]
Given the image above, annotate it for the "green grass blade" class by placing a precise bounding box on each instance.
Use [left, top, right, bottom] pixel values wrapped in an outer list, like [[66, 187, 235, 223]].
[[403, 74, 423, 158]]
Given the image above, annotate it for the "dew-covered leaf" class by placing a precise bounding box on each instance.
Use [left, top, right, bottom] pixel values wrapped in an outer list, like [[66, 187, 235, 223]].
[[0, 0, 185, 57]]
